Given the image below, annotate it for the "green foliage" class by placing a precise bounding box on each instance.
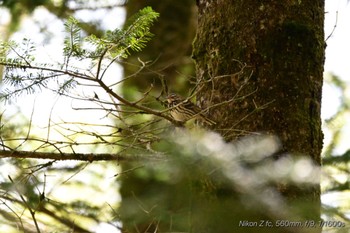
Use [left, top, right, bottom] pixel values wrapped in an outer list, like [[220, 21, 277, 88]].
[[320, 73, 350, 226], [62, 6, 159, 61], [0, 38, 35, 65], [122, 6, 160, 53], [63, 16, 85, 59], [0, 8, 164, 231], [0, 7, 159, 102]]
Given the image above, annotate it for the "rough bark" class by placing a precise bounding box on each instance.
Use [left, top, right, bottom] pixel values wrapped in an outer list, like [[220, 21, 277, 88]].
[[193, 0, 324, 231]]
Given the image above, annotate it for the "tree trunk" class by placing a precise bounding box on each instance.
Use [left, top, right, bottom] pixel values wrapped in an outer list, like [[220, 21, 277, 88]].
[[193, 0, 324, 230], [122, 0, 197, 98], [119, 1, 197, 232]]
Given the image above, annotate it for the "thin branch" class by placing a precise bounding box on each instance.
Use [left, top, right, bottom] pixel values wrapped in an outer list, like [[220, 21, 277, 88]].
[[8, 176, 41, 233], [0, 200, 26, 231], [0, 150, 165, 162], [14, 99, 36, 150], [38, 205, 93, 233], [95, 49, 108, 80], [325, 11, 338, 42], [94, 78, 181, 125], [0, 62, 95, 82]]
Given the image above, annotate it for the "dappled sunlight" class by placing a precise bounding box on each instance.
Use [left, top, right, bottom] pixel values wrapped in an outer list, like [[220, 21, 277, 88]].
[[167, 129, 321, 212]]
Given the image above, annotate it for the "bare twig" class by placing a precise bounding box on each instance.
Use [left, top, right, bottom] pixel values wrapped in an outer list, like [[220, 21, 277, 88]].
[[325, 11, 338, 42], [8, 175, 41, 233]]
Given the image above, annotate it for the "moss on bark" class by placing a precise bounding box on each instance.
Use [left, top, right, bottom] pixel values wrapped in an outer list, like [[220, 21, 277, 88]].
[[194, 0, 324, 160], [193, 0, 324, 229]]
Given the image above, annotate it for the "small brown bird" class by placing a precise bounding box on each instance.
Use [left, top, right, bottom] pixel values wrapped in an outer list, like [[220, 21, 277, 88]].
[[166, 93, 216, 125]]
